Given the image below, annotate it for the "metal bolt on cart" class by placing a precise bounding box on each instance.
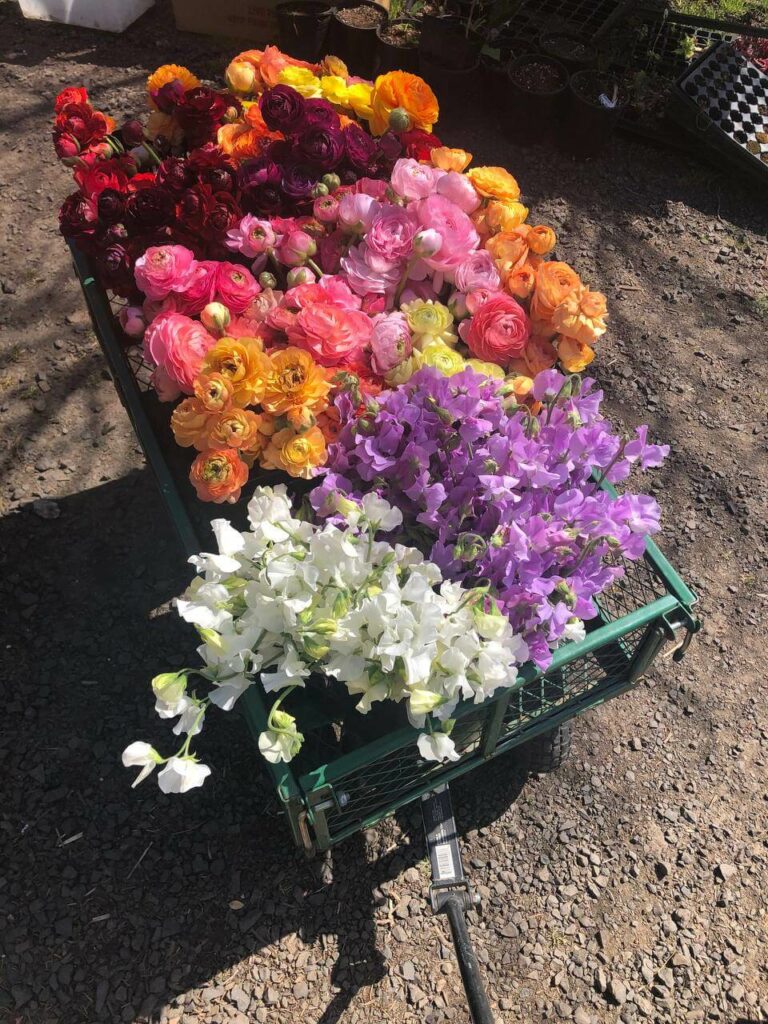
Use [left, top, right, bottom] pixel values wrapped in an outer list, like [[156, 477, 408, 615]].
[[70, 244, 699, 1022]]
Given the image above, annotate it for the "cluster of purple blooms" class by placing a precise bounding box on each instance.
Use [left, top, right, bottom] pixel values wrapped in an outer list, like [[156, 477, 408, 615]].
[[312, 367, 669, 668]]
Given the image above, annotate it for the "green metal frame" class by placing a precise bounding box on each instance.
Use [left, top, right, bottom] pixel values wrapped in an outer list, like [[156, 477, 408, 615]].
[[70, 244, 700, 855]]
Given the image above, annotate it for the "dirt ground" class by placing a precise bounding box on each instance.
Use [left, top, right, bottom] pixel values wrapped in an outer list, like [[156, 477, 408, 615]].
[[1, 2, 767, 1023]]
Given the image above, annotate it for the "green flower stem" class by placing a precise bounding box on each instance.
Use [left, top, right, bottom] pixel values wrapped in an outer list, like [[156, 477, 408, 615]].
[[306, 257, 324, 278], [267, 685, 300, 732]]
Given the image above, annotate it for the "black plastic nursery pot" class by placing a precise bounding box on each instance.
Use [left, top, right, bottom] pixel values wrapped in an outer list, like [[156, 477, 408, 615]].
[[507, 54, 569, 145], [376, 18, 421, 74], [276, 1, 333, 62], [418, 13, 483, 71], [418, 55, 481, 122], [540, 32, 595, 76], [329, 1, 387, 79], [564, 70, 624, 158], [480, 53, 508, 106]]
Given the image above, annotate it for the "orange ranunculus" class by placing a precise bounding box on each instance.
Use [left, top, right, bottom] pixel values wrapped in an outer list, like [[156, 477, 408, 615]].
[[317, 406, 341, 444], [321, 55, 349, 78], [194, 372, 235, 413], [431, 146, 472, 172], [207, 408, 265, 452], [226, 55, 262, 94], [530, 261, 582, 329], [506, 261, 538, 300], [557, 335, 596, 372], [260, 45, 320, 89], [147, 65, 201, 106], [467, 166, 521, 202], [369, 71, 439, 136], [171, 398, 217, 450], [201, 337, 269, 407], [520, 224, 557, 256], [508, 374, 535, 400], [190, 448, 249, 503], [147, 110, 184, 148], [261, 426, 327, 479], [552, 288, 608, 345], [484, 199, 529, 234], [261, 347, 331, 417], [486, 232, 529, 275], [509, 334, 558, 378]]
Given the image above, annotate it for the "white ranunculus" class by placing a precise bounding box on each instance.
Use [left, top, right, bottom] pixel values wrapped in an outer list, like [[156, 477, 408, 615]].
[[417, 732, 461, 763], [157, 757, 211, 793], [122, 741, 162, 788]]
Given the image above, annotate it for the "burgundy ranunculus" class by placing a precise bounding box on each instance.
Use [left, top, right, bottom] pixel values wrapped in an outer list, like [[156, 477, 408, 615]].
[[152, 80, 186, 114], [282, 163, 316, 202], [97, 188, 126, 223], [59, 192, 98, 238], [120, 119, 145, 147], [175, 87, 229, 148], [338, 167, 358, 186], [126, 185, 175, 228], [102, 222, 129, 244], [343, 123, 379, 174], [206, 190, 243, 237], [237, 159, 284, 215], [298, 125, 344, 171], [259, 85, 305, 133], [399, 128, 443, 162], [378, 130, 404, 163], [102, 242, 132, 277], [156, 156, 192, 192], [298, 98, 340, 132]]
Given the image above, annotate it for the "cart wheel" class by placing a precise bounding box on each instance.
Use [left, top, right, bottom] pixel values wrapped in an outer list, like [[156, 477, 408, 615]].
[[520, 720, 573, 773]]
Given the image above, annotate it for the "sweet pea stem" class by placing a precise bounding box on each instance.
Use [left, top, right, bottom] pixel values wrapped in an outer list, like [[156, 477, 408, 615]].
[[306, 258, 324, 278], [267, 685, 299, 732]]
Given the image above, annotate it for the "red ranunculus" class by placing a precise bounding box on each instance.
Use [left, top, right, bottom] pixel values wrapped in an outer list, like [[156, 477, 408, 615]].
[[54, 86, 89, 113], [399, 129, 442, 162], [74, 158, 130, 198]]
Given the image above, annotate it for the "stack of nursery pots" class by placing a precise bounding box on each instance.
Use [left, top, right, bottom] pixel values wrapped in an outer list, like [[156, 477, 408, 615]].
[[329, 0, 388, 79], [417, 10, 483, 117]]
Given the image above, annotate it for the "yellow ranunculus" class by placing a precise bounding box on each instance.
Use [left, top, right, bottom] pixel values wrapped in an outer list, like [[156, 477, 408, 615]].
[[401, 300, 456, 346], [320, 75, 350, 106], [384, 351, 424, 386], [345, 82, 374, 120], [277, 66, 322, 98], [467, 166, 521, 202], [421, 339, 465, 377], [486, 199, 529, 233], [467, 359, 505, 379]]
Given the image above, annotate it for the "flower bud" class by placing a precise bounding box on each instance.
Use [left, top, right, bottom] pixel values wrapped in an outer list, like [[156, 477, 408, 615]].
[[447, 290, 469, 320], [313, 193, 340, 224], [226, 59, 257, 94], [413, 229, 442, 257], [287, 266, 316, 287], [321, 172, 341, 192], [301, 636, 330, 661], [120, 118, 144, 147], [151, 671, 187, 706], [119, 305, 146, 339], [200, 301, 231, 336], [335, 495, 361, 522], [258, 271, 278, 290], [308, 619, 338, 636], [223, 105, 241, 124], [332, 590, 352, 618], [389, 107, 412, 132], [311, 182, 329, 198], [276, 229, 317, 267], [566, 410, 583, 428], [554, 581, 577, 609], [453, 533, 487, 563]]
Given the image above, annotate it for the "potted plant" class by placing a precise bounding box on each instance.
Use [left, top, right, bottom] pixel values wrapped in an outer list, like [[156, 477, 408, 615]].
[[564, 69, 624, 157], [276, 1, 333, 62], [507, 53, 569, 145], [540, 31, 595, 75], [377, 17, 421, 74], [418, 2, 483, 71], [329, 1, 388, 79]]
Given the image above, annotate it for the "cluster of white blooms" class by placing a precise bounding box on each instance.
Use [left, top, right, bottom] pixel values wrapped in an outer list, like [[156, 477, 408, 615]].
[[122, 486, 529, 792]]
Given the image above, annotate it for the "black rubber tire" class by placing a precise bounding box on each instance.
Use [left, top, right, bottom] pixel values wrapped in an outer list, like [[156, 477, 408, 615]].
[[520, 720, 573, 773]]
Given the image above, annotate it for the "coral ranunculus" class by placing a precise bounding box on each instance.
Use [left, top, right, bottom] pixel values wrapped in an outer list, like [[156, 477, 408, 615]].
[[467, 166, 521, 202], [201, 337, 270, 406], [287, 304, 373, 367], [194, 372, 235, 412], [144, 313, 217, 397], [208, 408, 265, 451], [171, 397, 217, 449], [261, 347, 331, 416], [552, 288, 608, 345], [369, 71, 439, 137], [190, 448, 249, 503], [261, 426, 327, 478], [529, 261, 582, 329], [459, 294, 531, 368]]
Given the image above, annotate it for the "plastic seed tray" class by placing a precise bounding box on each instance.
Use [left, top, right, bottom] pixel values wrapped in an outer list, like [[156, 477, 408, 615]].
[[69, 242, 699, 854], [668, 39, 768, 182]]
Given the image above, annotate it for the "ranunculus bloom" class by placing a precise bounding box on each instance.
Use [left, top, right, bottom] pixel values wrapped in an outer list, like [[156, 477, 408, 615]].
[[366, 205, 418, 262], [341, 242, 402, 296], [506, 261, 538, 300], [436, 171, 481, 214], [415, 194, 479, 274], [261, 346, 331, 415], [55, 86, 89, 112], [523, 224, 557, 255], [369, 71, 439, 136], [465, 287, 503, 315], [135, 245, 198, 300], [431, 147, 472, 172], [344, 122, 379, 173], [171, 396, 217, 449], [480, 199, 530, 235], [215, 263, 260, 314], [556, 335, 596, 372], [146, 63, 201, 103], [485, 231, 529, 276], [530, 261, 582, 328], [261, 425, 327, 479], [144, 312, 217, 397], [190, 448, 249, 503], [552, 288, 608, 345], [370, 312, 412, 376], [201, 336, 270, 406], [276, 229, 317, 267], [287, 303, 373, 366], [259, 84, 306, 133], [208, 407, 265, 451], [459, 294, 531, 368], [338, 193, 380, 234], [467, 166, 521, 201], [399, 129, 442, 162], [194, 372, 235, 413], [454, 250, 501, 294], [390, 158, 438, 202], [119, 306, 146, 338], [176, 260, 219, 316], [298, 125, 344, 171], [226, 214, 276, 257]]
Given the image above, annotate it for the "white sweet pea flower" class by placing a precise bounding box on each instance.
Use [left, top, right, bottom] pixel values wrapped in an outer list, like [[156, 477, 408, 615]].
[[212, 518, 246, 557], [208, 674, 254, 711], [563, 617, 586, 644], [417, 731, 461, 763], [260, 647, 309, 692], [361, 493, 403, 532], [157, 757, 211, 793], [171, 699, 205, 737], [258, 710, 303, 763], [407, 688, 447, 717], [122, 741, 162, 788], [247, 485, 295, 540]]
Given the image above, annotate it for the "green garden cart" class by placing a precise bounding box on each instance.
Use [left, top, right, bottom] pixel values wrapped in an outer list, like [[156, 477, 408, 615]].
[[70, 243, 699, 1024]]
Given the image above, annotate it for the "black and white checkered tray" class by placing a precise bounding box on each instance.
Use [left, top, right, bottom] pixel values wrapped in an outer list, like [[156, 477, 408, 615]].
[[670, 40, 768, 183]]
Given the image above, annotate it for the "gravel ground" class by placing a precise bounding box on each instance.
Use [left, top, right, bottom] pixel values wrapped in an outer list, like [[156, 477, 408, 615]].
[[1, 2, 767, 1022]]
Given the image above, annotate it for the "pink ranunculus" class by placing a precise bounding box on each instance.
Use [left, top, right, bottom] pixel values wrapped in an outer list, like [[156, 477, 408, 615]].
[[338, 193, 380, 234], [313, 194, 340, 224], [266, 305, 299, 335], [225, 214, 276, 257], [241, 288, 283, 323], [119, 305, 146, 338], [390, 158, 438, 202], [341, 242, 402, 297], [275, 229, 317, 267], [287, 266, 317, 287], [134, 245, 197, 300], [362, 293, 387, 316], [175, 260, 219, 316], [370, 312, 412, 376], [459, 294, 531, 367], [150, 365, 182, 403], [454, 250, 502, 294], [317, 275, 363, 310], [398, 277, 440, 305], [214, 263, 261, 314], [142, 293, 185, 323], [436, 171, 482, 214], [143, 312, 216, 397], [227, 314, 266, 339], [366, 205, 418, 263], [287, 302, 373, 366], [465, 286, 503, 315], [415, 194, 479, 275], [354, 176, 389, 200]]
